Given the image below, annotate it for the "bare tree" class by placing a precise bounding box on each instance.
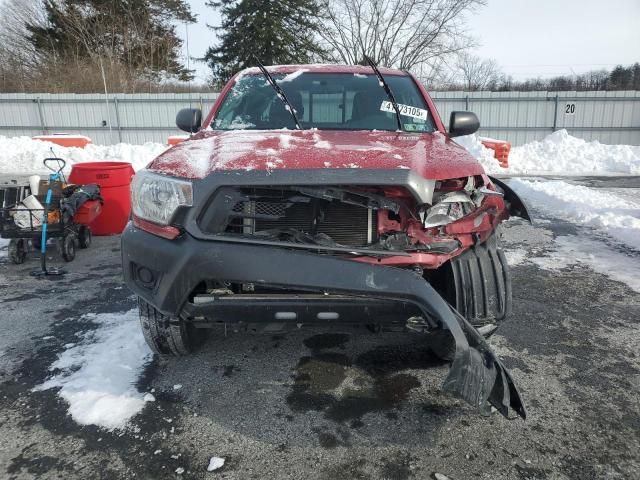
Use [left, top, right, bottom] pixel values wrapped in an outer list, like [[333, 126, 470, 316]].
[[0, 0, 47, 90], [320, 0, 484, 71], [453, 52, 501, 90], [0, 0, 197, 93]]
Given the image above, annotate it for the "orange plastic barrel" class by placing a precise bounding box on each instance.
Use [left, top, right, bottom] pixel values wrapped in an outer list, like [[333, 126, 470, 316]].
[[167, 135, 188, 146], [33, 134, 92, 149], [69, 162, 135, 235], [480, 139, 511, 168]]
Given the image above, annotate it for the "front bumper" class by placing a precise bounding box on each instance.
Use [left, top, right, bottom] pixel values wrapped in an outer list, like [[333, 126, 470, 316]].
[[122, 223, 525, 419]]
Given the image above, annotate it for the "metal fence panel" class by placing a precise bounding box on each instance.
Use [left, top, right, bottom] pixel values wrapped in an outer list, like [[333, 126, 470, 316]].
[[0, 91, 638, 146]]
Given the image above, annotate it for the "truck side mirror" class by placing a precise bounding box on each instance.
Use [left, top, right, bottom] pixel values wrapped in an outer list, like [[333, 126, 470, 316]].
[[176, 108, 202, 133], [449, 111, 480, 137]]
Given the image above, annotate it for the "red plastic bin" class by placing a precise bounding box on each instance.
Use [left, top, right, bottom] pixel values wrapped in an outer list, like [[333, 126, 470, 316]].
[[73, 200, 102, 225], [69, 162, 135, 235]]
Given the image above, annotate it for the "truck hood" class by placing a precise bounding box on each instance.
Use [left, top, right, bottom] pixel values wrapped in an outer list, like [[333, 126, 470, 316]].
[[149, 129, 485, 180]]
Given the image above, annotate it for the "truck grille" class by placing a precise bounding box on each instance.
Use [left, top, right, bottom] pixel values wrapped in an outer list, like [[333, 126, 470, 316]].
[[226, 199, 377, 247]]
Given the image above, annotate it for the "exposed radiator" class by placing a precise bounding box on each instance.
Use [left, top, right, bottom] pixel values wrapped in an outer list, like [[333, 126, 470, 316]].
[[228, 199, 377, 247]]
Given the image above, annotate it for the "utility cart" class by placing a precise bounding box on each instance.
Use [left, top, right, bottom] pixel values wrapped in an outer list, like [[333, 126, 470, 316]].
[[0, 158, 101, 265]]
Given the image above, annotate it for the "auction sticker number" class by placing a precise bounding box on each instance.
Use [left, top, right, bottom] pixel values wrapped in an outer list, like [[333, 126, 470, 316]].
[[565, 103, 576, 115], [380, 101, 428, 121]]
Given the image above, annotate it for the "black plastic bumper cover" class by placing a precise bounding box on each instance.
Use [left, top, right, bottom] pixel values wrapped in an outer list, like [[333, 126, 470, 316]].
[[122, 223, 526, 419]]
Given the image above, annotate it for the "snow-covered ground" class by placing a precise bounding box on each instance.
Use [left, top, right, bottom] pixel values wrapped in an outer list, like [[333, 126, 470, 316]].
[[0, 237, 9, 258], [458, 130, 640, 294], [529, 235, 640, 293], [34, 309, 152, 430], [503, 178, 640, 293], [509, 179, 640, 251]]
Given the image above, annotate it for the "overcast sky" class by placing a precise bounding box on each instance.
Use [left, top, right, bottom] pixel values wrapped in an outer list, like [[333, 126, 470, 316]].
[[182, 0, 640, 83]]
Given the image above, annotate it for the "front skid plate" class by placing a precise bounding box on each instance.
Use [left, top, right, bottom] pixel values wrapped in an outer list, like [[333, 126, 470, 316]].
[[178, 242, 526, 419]]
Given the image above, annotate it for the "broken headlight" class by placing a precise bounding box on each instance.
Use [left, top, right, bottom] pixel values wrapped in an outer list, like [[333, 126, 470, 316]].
[[131, 170, 193, 225], [423, 191, 476, 227]]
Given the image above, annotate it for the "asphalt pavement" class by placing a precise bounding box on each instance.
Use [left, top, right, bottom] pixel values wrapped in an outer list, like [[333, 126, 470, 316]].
[[0, 178, 639, 480]]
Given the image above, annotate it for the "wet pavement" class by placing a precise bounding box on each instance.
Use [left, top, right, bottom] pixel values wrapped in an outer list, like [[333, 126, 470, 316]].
[[0, 179, 639, 480]]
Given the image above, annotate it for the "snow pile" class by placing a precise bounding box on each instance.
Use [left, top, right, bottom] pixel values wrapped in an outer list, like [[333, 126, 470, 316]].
[[509, 179, 640, 251], [509, 130, 640, 175], [1, 128, 638, 177], [458, 129, 640, 175], [454, 134, 503, 172], [34, 309, 152, 430], [0, 136, 168, 175]]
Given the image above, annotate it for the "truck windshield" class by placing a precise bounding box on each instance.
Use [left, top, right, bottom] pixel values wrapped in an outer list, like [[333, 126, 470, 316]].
[[212, 72, 436, 132]]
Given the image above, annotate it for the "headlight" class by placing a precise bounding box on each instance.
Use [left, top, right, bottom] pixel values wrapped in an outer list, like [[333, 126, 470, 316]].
[[131, 170, 193, 225], [423, 191, 475, 227]]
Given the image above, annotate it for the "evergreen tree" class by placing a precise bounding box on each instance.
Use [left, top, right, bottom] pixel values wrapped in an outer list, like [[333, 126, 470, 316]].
[[26, 0, 195, 80], [632, 63, 640, 90], [204, 0, 326, 85], [608, 65, 633, 90]]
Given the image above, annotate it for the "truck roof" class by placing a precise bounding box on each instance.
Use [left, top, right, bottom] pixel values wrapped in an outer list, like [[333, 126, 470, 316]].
[[237, 64, 409, 77]]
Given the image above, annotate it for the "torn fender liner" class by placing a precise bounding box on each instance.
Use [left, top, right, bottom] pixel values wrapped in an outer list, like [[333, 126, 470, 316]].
[[450, 233, 512, 325], [489, 176, 532, 223]]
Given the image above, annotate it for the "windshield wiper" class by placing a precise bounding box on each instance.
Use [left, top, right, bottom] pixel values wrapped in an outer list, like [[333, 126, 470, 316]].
[[364, 55, 403, 131], [253, 58, 302, 130]]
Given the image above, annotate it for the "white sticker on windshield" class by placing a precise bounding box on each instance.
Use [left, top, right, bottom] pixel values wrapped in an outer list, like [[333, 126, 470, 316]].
[[380, 101, 428, 121]]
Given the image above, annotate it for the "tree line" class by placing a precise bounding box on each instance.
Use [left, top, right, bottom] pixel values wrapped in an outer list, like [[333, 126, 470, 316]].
[[439, 54, 640, 91], [0, 0, 637, 93]]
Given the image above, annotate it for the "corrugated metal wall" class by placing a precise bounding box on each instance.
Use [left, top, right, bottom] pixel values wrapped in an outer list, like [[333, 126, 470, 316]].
[[0, 91, 638, 146], [430, 91, 640, 145], [0, 93, 219, 145]]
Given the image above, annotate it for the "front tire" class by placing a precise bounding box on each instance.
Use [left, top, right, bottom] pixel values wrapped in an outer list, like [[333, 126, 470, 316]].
[[137, 297, 205, 356]]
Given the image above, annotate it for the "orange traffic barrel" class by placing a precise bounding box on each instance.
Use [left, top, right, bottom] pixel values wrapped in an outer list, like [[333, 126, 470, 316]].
[[167, 135, 189, 146], [480, 139, 511, 168], [33, 134, 92, 149]]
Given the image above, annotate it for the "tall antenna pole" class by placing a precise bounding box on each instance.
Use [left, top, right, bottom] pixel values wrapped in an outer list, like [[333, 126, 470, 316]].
[[98, 56, 114, 142], [185, 21, 192, 110]]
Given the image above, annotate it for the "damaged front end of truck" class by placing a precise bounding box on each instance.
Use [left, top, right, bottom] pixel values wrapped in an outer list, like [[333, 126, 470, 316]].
[[123, 165, 529, 420], [123, 64, 532, 420]]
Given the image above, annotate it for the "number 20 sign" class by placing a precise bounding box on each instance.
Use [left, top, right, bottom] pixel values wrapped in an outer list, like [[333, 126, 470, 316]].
[[565, 103, 576, 115]]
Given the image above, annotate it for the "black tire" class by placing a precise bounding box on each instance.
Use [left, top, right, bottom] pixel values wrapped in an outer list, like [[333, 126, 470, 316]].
[[8, 239, 27, 264], [137, 297, 205, 356], [78, 226, 92, 249], [58, 234, 76, 262]]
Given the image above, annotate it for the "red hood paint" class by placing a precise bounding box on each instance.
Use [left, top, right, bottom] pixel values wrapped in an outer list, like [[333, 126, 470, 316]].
[[149, 129, 485, 180]]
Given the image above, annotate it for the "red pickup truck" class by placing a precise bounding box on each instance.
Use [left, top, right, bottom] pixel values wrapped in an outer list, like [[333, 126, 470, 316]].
[[122, 64, 530, 419]]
